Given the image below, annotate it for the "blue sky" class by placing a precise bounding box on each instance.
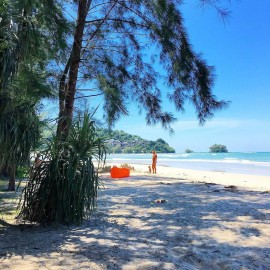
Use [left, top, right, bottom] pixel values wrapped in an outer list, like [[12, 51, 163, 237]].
[[109, 0, 270, 153]]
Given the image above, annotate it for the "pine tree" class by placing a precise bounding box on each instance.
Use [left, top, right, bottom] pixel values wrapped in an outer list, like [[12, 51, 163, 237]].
[[0, 0, 69, 190], [57, 0, 230, 139]]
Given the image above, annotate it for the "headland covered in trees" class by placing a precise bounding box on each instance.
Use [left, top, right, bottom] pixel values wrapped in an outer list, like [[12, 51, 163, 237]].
[[97, 129, 175, 153]]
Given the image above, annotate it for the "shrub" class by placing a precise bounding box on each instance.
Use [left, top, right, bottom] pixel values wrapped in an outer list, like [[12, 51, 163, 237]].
[[99, 165, 112, 173], [120, 163, 134, 170], [16, 166, 29, 178], [17, 113, 106, 225]]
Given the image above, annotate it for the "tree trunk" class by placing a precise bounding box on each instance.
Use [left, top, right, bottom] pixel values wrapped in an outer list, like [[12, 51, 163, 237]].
[[8, 165, 16, 191], [57, 0, 89, 139], [0, 164, 9, 177]]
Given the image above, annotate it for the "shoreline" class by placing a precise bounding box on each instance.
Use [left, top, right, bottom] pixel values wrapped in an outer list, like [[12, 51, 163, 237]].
[[105, 152, 270, 176], [103, 162, 270, 192]]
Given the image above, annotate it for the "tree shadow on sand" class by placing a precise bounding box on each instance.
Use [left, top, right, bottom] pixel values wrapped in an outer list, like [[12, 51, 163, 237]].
[[1, 174, 270, 269]]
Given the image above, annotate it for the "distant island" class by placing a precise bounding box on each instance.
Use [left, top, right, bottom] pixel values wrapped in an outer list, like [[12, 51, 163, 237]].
[[209, 144, 228, 153], [97, 129, 175, 153]]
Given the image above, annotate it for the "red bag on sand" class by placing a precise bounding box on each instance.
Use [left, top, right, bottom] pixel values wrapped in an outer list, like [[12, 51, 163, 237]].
[[110, 167, 130, 178]]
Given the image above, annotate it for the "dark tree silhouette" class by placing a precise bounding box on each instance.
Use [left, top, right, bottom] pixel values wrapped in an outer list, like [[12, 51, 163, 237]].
[[57, 0, 230, 139]]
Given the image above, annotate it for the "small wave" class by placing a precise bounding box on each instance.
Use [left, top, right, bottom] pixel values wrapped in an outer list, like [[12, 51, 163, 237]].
[[160, 154, 178, 158], [155, 158, 270, 167], [111, 158, 150, 161], [111, 158, 132, 160], [178, 154, 190, 157], [157, 154, 191, 159]]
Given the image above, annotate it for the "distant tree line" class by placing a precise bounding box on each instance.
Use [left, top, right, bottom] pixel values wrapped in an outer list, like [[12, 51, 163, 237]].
[[97, 129, 175, 153]]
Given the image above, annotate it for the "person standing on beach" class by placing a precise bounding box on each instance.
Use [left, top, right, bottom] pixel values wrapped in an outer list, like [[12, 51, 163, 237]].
[[152, 150, 157, 174], [34, 153, 42, 168]]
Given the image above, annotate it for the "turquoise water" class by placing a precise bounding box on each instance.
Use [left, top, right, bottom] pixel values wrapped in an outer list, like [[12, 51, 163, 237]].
[[106, 152, 270, 176]]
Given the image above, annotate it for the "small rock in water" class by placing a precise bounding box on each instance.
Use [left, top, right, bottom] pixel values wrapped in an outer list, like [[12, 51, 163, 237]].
[[155, 199, 166, 203]]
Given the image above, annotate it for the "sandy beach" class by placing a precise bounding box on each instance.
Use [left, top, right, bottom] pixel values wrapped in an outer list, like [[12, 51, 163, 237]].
[[125, 164, 270, 191], [1, 165, 270, 270]]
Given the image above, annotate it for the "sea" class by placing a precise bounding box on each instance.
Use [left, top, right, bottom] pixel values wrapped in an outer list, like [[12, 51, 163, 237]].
[[106, 152, 270, 176]]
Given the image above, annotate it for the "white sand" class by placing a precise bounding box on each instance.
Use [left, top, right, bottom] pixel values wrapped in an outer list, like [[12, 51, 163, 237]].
[[1, 166, 270, 270], [124, 163, 270, 191]]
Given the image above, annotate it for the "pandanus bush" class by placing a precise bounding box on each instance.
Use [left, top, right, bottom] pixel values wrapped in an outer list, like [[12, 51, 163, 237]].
[[18, 113, 106, 224]]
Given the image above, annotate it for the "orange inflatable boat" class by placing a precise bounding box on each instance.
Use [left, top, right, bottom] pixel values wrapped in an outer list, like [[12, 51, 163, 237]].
[[110, 167, 130, 178]]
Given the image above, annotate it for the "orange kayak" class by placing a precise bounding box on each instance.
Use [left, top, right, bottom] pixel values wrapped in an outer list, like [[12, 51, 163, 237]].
[[110, 167, 130, 178]]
